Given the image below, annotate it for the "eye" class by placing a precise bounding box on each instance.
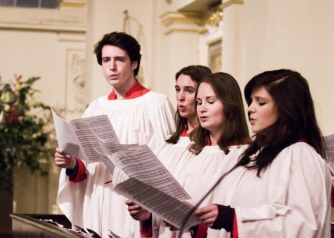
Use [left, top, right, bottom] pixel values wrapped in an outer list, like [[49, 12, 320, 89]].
[[187, 89, 194, 93], [208, 101, 215, 104], [259, 102, 266, 106], [175, 87, 180, 92], [102, 58, 110, 63]]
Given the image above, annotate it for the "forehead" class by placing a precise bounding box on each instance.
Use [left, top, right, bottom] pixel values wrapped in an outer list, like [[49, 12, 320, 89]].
[[102, 45, 129, 58], [197, 82, 215, 96], [176, 74, 197, 87], [251, 86, 272, 99]]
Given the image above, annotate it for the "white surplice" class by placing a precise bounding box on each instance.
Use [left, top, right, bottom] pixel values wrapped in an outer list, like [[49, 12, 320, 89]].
[[57, 91, 176, 238], [152, 140, 249, 238], [207, 142, 332, 238]]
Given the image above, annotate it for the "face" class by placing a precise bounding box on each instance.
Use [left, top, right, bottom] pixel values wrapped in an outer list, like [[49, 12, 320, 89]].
[[101, 45, 138, 90], [248, 86, 277, 134], [175, 74, 198, 121], [196, 82, 225, 135]]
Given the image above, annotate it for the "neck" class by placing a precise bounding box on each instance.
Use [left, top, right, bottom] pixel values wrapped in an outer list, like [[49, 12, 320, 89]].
[[209, 132, 221, 146], [114, 79, 136, 99], [187, 117, 198, 133]]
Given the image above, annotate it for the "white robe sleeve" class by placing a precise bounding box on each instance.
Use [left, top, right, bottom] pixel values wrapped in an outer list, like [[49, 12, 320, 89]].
[[56, 92, 176, 238], [146, 93, 176, 150]]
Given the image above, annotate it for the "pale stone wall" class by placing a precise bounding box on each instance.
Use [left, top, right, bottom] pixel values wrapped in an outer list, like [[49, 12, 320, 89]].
[[222, 0, 334, 135]]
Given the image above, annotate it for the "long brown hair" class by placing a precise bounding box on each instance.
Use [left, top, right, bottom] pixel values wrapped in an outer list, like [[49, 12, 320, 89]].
[[166, 65, 212, 144], [190, 72, 251, 154]]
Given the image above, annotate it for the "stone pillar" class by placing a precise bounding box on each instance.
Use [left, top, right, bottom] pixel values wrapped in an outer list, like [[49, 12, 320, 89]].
[[158, 11, 203, 105]]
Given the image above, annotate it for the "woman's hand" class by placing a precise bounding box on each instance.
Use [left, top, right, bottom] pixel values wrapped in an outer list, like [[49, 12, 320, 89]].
[[163, 221, 179, 231], [125, 200, 151, 221], [193, 205, 218, 227]]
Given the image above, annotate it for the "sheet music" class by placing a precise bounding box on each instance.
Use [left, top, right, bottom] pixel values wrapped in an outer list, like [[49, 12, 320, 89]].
[[104, 144, 191, 201], [52, 109, 119, 163], [114, 177, 199, 230], [323, 134, 334, 175], [52, 108, 195, 227], [97, 142, 138, 176]]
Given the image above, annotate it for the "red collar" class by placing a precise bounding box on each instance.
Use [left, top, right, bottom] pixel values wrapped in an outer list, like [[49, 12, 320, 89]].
[[181, 124, 190, 137], [181, 124, 199, 137], [206, 139, 212, 146], [298, 137, 308, 143], [107, 81, 150, 100]]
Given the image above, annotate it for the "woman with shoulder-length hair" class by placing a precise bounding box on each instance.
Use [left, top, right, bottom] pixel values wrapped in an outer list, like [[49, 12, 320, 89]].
[[195, 69, 331, 238], [166, 65, 213, 144], [189, 72, 251, 156], [126, 65, 212, 236]]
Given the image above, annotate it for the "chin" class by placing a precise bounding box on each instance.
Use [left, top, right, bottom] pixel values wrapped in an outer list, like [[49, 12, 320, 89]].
[[179, 112, 188, 118]]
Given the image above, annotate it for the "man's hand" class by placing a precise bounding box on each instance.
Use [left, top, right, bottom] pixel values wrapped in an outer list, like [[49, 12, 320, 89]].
[[54, 147, 76, 169]]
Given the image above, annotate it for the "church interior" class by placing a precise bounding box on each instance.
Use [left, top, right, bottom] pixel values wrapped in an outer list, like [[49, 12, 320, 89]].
[[0, 0, 333, 236]]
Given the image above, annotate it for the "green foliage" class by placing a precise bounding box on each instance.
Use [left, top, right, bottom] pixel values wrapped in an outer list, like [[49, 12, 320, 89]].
[[0, 75, 53, 194]]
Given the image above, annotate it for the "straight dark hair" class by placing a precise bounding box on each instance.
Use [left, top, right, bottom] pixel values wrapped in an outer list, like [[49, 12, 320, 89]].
[[237, 69, 325, 175], [166, 65, 212, 144], [190, 72, 251, 154], [94, 32, 141, 76]]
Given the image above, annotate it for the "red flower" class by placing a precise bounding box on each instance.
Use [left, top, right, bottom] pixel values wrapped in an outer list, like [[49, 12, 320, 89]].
[[5, 109, 19, 124]]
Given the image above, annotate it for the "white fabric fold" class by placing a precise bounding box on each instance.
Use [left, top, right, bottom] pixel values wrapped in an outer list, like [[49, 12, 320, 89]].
[[57, 91, 175, 238], [207, 142, 331, 238], [153, 142, 248, 238]]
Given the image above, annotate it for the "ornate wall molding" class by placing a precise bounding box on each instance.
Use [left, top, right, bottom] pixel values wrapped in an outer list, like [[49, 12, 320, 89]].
[[160, 11, 204, 35], [220, 0, 243, 9], [65, 49, 86, 115]]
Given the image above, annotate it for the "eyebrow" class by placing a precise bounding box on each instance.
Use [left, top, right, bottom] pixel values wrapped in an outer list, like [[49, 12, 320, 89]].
[[184, 86, 196, 89], [196, 95, 216, 100], [175, 85, 196, 89], [102, 56, 126, 60], [252, 95, 271, 101]]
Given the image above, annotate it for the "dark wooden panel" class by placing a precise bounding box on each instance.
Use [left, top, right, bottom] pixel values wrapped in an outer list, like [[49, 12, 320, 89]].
[[10, 214, 87, 238]]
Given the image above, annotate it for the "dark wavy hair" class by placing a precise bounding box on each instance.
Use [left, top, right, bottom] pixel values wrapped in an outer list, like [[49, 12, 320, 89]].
[[189, 72, 251, 155], [237, 69, 325, 175], [93, 32, 141, 76], [166, 65, 212, 144]]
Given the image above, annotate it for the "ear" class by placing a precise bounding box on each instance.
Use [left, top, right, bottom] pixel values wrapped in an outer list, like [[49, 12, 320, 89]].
[[131, 61, 138, 71]]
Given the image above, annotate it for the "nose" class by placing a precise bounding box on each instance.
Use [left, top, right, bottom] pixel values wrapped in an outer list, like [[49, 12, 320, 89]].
[[177, 90, 185, 101], [110, 59, 116, 71], [197, 103, 206, 114], [248, 101, 255, 113]]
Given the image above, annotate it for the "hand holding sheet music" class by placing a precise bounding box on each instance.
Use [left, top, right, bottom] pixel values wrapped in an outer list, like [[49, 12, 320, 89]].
[[52, 109, 119, 163], [52, 110, 199, 230], [114, 177, 199, 230]]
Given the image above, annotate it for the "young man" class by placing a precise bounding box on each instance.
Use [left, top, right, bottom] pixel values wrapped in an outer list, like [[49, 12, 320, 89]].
[[55, 32, 175, 238]]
